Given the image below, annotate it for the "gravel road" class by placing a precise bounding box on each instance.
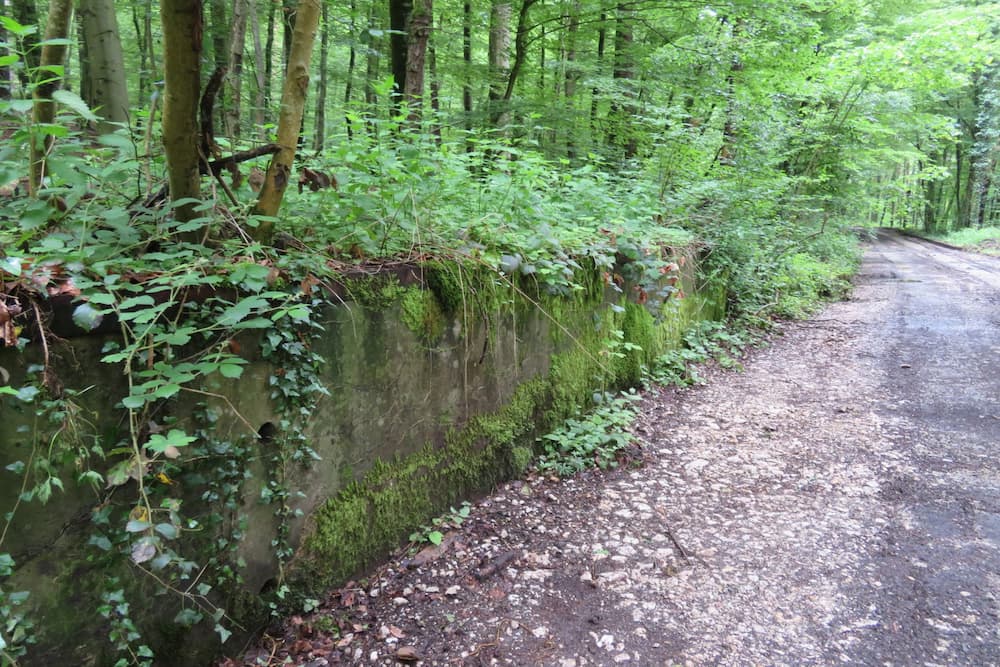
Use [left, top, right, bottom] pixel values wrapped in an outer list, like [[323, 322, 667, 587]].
[[232, 230, 1000, 667]]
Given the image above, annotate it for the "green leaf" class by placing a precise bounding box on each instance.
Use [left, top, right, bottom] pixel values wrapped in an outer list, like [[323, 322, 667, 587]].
[[0, 256, 21, 276], [427, 530, 444, 545], [121, 394, 148, 409], [174, 608, 203, 626], [88, 534, 113, 551], [16, 386, 39, 402], [125, 520, 150, 533], [0, 15, 35, 36], [218, 362, 244, 379], [215, 624, 232, 644], [145, 429, 196, 454], [72, 303, 104, 331], [154, 523, 178, 540]]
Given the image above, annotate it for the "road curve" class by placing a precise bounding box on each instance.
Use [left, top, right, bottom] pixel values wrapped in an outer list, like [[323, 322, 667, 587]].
[[232, 230, 1000, 666]]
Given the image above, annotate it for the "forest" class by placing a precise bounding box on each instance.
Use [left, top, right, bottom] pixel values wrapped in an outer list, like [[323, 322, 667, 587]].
[[0, 0, 998, 663]]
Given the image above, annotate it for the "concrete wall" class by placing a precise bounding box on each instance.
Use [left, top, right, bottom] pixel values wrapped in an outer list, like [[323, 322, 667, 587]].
[[0, 253, 723, 665]]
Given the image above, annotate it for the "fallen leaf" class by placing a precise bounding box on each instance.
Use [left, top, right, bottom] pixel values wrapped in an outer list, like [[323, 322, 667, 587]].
[[395, 646, 421, 663]]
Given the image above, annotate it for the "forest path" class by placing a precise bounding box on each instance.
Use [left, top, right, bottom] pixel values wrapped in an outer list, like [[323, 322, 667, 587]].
[[233, 230, 1000, 666]]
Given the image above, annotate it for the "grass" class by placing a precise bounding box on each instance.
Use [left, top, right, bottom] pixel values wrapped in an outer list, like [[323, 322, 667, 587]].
[[927, 226, 1000, 256]]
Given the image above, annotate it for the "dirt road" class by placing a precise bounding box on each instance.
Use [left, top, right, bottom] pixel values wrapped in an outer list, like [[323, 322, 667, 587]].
[[239, 230, 1000, 666]]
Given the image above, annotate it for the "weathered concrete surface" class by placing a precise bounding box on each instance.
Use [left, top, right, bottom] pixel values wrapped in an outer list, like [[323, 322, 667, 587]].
[[242, 230, 1000, 665], [0, 251, 721, 665]]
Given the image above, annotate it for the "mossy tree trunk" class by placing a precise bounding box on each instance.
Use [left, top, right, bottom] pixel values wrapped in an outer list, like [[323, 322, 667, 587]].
[[251, 0, 322, 240], [160, 0, 203, 224], [28, 0, 73, 196]]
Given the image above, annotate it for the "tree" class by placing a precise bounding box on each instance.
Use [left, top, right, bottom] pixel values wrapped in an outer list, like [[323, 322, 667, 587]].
[[78, 0, 130, 132], [160, 0, 203, 225], [28, 0, 73, 195], [402, 0, 432, 122], [252, 0, 323, 236]]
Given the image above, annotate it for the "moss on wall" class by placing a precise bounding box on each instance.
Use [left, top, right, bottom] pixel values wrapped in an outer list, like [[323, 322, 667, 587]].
[[295, 254, 722, 591]]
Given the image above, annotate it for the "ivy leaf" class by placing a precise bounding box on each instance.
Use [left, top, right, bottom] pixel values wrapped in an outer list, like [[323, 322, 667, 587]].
[[215, 624, 232, 644], [154, 523, 178, 540], [125, 520, 150, 533], [72, 303, 104, 331], [131, 538, 157, 564], [174, 608, 203, 626], [427, 530, 444, 546]]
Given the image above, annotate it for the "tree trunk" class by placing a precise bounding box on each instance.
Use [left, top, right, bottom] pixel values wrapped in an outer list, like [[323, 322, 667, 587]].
[[226, 0, 249, 139], [389, 0, 413, 106], [313, 0, 329, 150], [462, 0, 472, 140], [29, 0, 73, 195], [564, 1, 579, 160], [403, 0, 431, 123], [160, 0, 203, 224], [502, 0, 537, 105], [428, 38, 441, 142], [607, 2, 636, 159], [589, 13, 605, 133], [252, 0, 322, 238], [344, 0, 357, 138], [264, 0, 276, 113], [365, 3, 380, 108], [11, 0, 40, 92], [0, 20, 9, 100], [250, 0, 267, 133], [486, 0, 511, 126], [79, 0, 130, 132]]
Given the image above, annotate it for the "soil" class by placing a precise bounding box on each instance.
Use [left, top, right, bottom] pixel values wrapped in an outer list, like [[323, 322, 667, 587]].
[[221, 230, 1000, 666]]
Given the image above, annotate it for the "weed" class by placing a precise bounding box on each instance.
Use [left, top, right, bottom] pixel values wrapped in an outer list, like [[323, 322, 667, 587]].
[[536, 389, 641, 477]]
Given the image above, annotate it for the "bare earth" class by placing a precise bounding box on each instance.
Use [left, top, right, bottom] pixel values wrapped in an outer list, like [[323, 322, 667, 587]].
[[230, 230, 1000, 667]]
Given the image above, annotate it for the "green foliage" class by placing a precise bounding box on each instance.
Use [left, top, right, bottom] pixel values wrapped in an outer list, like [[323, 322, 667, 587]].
[[927, 225, 1000, 256], [536, 389, 641, 477], [647, 320, 751, 388], [408, 502, 472, 546]]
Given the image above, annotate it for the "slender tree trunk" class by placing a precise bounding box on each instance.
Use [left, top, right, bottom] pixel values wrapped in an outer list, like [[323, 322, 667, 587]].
[[29, 0, 73, 195], [564, 1, 579, 160], [226, 0, 249, 139], [252, 0, 321, 237], [282, 0, 296, 71], [607, 2, 635, 158], [12, 0, 40, 92], [428, 38, 441, 142], [313, 0, 329, 150], [250, 0, 267, 132], [76, 10, 91, 106], [0, 20, 9, 100], [210, 0, 228, 69], [264, 0, 276, 113], [79, 0, 130, 131], [462, 0, 472, 139], [403, 0, 431, 123], [365, 3, 380, 108], [486, 0, 511, 127], [344, 0, 357, 138], [500, 0, 535, 104], [160, 0, 203, 224], [589, 13, 605, 134], [389, 0, 413, 107]]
